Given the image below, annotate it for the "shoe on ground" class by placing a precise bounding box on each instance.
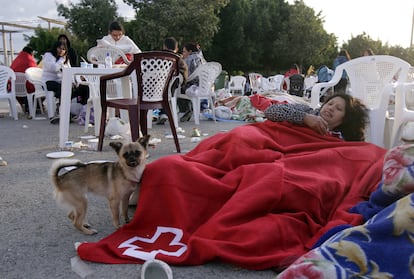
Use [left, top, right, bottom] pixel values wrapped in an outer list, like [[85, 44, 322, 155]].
[[156, 114, 168, 125], [50, 115, 60, 124], [70, 114, 79, 123], [140, 259, 173, 279], [179, 110, 192, 122]]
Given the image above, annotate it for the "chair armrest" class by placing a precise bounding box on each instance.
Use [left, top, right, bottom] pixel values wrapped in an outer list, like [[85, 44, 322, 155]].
[[310, 65, 344, 108], [100, 70, 128, 83], [187, 70, 199, 83], [168, 75, 182, 99]]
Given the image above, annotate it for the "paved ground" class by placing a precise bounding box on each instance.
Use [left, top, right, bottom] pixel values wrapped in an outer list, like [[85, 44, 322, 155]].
[[0, 110, 278, 279]]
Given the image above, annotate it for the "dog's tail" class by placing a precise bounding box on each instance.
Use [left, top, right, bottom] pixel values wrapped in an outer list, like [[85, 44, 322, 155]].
[[49, 159, 85, 189]]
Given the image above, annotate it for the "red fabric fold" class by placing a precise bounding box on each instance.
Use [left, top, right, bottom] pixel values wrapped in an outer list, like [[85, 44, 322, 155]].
[[249, 94, 286, 111], [78, 121, 386, 270]]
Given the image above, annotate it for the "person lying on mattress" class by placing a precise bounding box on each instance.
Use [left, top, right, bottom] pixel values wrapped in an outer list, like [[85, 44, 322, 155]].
[[264, 93, 368, 141]]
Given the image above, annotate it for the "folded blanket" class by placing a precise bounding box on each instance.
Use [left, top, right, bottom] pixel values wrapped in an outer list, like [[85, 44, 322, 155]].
[[77, 121, 386, 270]]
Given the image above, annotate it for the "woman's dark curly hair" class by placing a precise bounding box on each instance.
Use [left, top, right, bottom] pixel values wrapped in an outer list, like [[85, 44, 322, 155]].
[[321, 93, 369, 141]]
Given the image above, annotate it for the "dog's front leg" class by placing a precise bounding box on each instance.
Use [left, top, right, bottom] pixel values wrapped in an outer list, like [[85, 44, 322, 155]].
[[108, 197, 121, 228], [121, 191, 133, 224]]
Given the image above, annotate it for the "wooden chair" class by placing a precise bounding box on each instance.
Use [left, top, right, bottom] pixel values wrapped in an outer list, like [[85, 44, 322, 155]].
[[97, 51, 180, 152]]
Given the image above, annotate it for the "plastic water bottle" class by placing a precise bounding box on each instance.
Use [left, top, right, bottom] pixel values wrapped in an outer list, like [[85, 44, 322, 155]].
[[104, 52, 112, 68]]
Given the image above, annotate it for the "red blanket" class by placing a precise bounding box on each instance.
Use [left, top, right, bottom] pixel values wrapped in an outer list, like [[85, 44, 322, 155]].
[[77, 121, 386, 270]]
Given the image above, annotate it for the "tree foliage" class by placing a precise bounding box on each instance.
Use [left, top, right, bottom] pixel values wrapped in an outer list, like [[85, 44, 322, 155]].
[[26, 0, 414, 74], [123, 0, 229, 51], [57, 0, 119, 47], [278, 0, 337, 71], [343, 33, 414, 65], [208, 0, 337, 75], [27, 27, 66, 61]]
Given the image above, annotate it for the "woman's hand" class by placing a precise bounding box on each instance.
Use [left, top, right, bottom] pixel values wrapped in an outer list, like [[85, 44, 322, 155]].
[[303, 114, 329, 135]]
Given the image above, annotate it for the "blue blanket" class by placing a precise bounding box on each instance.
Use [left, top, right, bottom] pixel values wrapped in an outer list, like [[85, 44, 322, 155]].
[[277, 144, 414, 278]]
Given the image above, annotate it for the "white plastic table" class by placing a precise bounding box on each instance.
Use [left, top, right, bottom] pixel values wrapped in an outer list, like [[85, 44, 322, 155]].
[[59, 67, 131, 148]]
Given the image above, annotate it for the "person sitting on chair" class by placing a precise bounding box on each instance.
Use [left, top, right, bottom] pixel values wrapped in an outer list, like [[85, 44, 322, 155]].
[[42, 41, 89, 124], [97, 20, 142, 63], [157, 37, 188, 125], [179, 42, 207, 122]]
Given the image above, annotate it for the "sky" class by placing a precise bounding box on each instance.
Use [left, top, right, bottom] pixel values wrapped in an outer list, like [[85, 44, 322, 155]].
[[292, 0, 414, 48], [0, 0, 413, 62]]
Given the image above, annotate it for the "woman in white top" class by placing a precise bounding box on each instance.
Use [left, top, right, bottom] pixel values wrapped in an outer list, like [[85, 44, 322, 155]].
[[42, 41, 70, 100], [97, 21, 141, 62], [42, 41, 89, 123]]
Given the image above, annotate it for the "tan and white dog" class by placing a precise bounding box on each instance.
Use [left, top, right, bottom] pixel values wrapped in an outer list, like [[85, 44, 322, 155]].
[[50, 135, 150, 235]]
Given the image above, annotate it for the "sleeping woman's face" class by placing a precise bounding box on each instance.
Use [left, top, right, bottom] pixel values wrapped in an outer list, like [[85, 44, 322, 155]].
[[319, 96, 346, 129]]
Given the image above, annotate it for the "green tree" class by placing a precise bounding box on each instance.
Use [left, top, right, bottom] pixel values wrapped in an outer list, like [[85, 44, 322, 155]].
[[27, 27, 66, 61], [275, 0, 337, 72], [341, 33, 382, 58], [123, 0, 229, 51], [208, 0, 290, 75], [209, 0, 336, 75], [57, 0, 119, 47]]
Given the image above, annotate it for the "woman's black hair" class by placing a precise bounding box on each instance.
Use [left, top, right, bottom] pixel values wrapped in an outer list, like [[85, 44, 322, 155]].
[[57, 34, 71, 48], [108, 21, 125, 33], [321, 93, 369, 141], [48, 41, 68, 63], [183, 42, 198, 52]]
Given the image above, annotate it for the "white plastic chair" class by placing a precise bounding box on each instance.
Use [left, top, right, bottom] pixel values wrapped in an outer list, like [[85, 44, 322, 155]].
[[14, 72, 41, 116], [76, 74, 124, 136], [391, 81, 414, 147], [25, 67, 56, 119], [303, 75, 318, 97], [267, 74, 284, 91], [227, 75, 246, 96], [248, 73, 263, 94], [310, 55, 411, 147], [177, 62, 222, 125], [0, 66, 18, 120], [87, 46, 131, 66]]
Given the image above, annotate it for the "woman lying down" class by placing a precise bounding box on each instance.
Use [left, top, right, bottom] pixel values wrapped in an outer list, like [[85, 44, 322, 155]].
[[76, 93, 390, 274]]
